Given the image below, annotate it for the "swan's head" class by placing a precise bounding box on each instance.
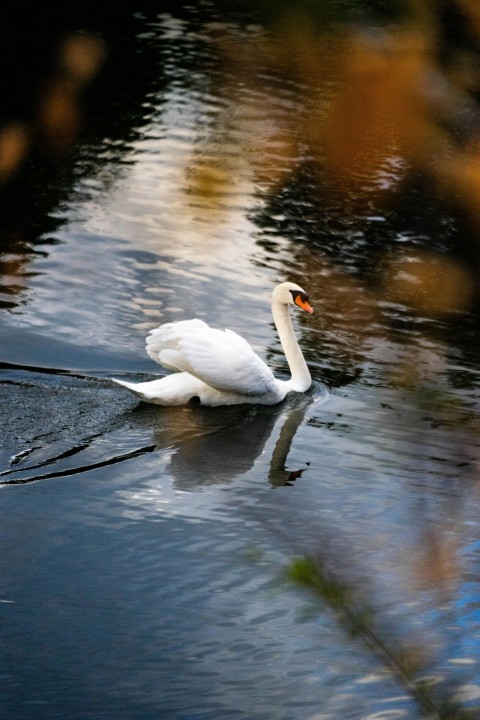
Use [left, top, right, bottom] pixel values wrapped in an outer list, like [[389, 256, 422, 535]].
[[273, 281, 314, 314]]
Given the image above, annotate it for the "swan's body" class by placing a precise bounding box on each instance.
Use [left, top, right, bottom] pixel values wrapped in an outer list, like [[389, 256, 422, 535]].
[[113, 281, 314, 407]]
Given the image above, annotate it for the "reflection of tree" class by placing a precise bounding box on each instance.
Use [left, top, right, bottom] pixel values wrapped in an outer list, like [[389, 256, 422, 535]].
[[190, 3, 480, 293], [205, 0, 480, 242], [0, 6, 182, 295]]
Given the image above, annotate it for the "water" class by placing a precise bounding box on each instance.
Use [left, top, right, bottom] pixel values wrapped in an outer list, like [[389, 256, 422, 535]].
[[1, 4, 480, 719]]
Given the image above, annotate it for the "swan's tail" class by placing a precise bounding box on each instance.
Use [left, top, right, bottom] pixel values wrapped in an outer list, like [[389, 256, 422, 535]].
[[111, 378, 151, 399], [111, 373, 207, 406]]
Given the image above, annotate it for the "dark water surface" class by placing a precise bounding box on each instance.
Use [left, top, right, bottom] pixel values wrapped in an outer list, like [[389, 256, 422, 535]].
[[1, 4, 480, 719]]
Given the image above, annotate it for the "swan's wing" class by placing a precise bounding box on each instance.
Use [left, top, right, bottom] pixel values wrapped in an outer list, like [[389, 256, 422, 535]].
[[146, 319, 208, 371], [146, 320, 277, 396]]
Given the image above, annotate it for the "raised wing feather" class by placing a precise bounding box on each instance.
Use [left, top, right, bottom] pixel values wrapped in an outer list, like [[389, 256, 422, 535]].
[[146, 320, 208, 371], [146, 320, 277, 396]]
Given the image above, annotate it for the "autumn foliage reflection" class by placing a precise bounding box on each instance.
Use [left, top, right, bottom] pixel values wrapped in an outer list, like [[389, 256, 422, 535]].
[[187, 1, 480, 320]]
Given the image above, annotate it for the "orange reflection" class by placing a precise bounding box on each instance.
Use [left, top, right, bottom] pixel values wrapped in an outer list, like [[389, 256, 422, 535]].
[[0, 123, 30, 180], [383, 251, 475, 315]]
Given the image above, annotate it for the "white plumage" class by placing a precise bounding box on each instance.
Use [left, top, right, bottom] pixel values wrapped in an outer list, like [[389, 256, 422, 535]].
[[113, 281, 314, 406]]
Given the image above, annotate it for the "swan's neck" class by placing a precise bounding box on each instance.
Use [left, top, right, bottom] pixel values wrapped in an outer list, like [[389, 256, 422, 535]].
[[272, 301, 311, 392]]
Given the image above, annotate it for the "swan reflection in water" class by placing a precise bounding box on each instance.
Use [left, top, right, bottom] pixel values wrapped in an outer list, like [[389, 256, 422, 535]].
[[130, 386, 328, 492]]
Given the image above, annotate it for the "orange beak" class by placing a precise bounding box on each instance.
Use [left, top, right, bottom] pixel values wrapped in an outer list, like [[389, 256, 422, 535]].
[[294, 295, 314, 314]]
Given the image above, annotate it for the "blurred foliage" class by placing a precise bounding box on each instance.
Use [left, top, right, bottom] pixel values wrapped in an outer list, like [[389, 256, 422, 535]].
[[288, 555, 474, 719], [0, 32, 106, 174]]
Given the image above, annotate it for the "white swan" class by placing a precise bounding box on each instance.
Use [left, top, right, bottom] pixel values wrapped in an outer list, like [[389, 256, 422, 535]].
[[112, 281, 314, 406]]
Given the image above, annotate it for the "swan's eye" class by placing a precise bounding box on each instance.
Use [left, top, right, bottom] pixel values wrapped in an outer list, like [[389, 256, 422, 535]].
[[290, 290, 314, 314]]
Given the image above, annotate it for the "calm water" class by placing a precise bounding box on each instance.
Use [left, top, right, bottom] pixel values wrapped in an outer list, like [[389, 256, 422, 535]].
[[1, 4, 479, 719]]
